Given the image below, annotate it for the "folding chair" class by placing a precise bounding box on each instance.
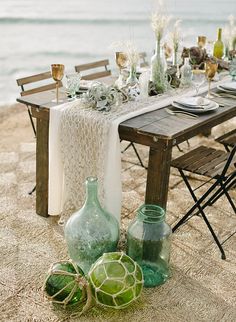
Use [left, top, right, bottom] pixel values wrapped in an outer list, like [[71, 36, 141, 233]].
[[16, 71, 63, 194], [171, 145, 236, 259], [216, 129, 236, 152], [75, 59, 111, 80]]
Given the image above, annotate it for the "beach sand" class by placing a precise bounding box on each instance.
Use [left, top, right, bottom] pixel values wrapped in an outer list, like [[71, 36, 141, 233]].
[[0, 104, 235, 321]]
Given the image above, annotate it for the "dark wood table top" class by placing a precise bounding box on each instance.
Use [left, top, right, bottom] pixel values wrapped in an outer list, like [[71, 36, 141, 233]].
[[17, 88, 236, 148]]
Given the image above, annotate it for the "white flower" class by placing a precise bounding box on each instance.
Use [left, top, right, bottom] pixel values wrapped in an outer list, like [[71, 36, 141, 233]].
[[224, 15, 236, 49], [170, 19, 182, 52], [151, 1, 171, 42]]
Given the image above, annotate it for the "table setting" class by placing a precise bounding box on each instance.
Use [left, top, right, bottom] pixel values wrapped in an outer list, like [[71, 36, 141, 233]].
[[47, 10, 236, 221]]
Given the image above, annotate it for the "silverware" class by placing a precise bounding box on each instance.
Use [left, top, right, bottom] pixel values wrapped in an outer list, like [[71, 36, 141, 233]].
[[165, 108, 198, 118], [211, 92, 236, 99]]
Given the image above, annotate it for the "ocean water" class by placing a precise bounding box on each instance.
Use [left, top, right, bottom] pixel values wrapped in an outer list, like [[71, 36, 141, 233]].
[[0, 0, 235, 105]]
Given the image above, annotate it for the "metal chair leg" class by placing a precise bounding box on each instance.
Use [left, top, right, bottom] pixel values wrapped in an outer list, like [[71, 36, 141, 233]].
[[28, 185, 36, 195], [172, 170, 227, 259]]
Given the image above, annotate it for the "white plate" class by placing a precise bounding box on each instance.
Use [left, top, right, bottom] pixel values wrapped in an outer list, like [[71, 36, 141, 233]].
[[217, 85, 236, 94], [175, 96, 212, 107], [219, 82, 236, 91], [171, 101, 219, 114]]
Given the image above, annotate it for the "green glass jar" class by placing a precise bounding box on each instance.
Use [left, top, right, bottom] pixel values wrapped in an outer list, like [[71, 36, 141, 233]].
[[64, 177, 120, 274], [127, 204, 172, 288]]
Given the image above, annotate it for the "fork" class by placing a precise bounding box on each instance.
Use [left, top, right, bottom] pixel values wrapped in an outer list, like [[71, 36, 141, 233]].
[[165, 108, 199, 118]]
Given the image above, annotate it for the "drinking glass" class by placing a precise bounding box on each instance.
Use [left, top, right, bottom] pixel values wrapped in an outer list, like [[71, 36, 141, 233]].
[[115, 52, 128, 88], [205, 61, 218, 98], [66, 73, 81, 100], [191, 68, 206, 95], [51, 64, 65, 103], [229, 58, 236, 81], [197, 36, 207, 49]]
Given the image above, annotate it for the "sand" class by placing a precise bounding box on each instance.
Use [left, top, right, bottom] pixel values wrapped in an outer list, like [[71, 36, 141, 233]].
[[0, 104, 235, 322]]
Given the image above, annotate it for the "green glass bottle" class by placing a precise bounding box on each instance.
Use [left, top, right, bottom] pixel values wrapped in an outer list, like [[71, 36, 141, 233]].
[[213, 28, 224, 59], [64, 177, 120, 274], [127, 204, 172, 288]]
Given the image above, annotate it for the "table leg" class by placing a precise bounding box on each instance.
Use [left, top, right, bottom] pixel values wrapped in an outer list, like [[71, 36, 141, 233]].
[[36, 117, 49, 217], [145, 146, 172, 209]]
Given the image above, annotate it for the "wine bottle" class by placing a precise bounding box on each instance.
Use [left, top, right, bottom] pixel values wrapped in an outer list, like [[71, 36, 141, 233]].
[[213, 28, 224, 59]]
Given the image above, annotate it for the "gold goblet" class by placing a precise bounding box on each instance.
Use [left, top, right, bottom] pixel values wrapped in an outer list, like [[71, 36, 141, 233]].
[[51, 64, 65, 103], [197, 36, 207, 49], [205, 61, 218, 99], [115, 52, 128, 88]]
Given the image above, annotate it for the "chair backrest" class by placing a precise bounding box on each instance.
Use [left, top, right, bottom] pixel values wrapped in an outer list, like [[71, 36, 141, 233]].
[[16, 71, 62, 97], [74, 59, 111, 80], [139, 52, 149, 68]]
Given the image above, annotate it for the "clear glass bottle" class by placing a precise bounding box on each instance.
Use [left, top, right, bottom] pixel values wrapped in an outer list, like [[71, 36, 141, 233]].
[[213, 28, 224, 59], [64, 177, 120, 274], [150, 40, 168, 93], [180, 57, 192, 87], [127, 204, 172, 288]]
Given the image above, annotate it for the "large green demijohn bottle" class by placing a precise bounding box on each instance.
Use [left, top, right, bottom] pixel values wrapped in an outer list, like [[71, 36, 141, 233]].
[[64, 177, 120, 274], [213, 28, 224, 59]]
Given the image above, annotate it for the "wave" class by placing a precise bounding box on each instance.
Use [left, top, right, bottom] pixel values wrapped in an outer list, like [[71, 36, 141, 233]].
[[0, 16, 148, 25], [0, 16, 228, 26]]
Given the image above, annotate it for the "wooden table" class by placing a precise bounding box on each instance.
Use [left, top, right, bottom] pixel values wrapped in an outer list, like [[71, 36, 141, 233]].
[[17, 89, 236, 217]]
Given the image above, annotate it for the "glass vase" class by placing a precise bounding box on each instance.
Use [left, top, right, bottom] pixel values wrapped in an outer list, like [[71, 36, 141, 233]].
[[172, 49, 178, 66], [150, 40, 168, 93], [127, 204, 172, 288], [64, 177, 120, 274], [126, 64, 138, 86], [180, 57, 192, 87]]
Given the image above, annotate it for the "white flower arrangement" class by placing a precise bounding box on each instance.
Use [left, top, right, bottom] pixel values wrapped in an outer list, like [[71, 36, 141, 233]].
[[151, 0, 171, 43]]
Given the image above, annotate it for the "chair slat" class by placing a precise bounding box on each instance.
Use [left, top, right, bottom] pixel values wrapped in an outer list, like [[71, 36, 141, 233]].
[[171, 146, 230, 178], [189, 150, 225, 173], [20, 81, 62, 97], [17, 71, 52, 86], [171, 146, 208, 168], [75, 59, 110, 72], [80, 70, 111, 80]]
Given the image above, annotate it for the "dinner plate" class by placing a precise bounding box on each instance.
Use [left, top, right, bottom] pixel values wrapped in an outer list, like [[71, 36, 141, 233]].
[[219, 82, 236, 91], [217, 84, 236, 94], [174, 96, 212, 108], [171, 101, 219, 114]]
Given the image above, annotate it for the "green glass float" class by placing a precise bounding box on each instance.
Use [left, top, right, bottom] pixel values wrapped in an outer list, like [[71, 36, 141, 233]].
[[43, 260, 92, 311], [88, 252, 143, 309]]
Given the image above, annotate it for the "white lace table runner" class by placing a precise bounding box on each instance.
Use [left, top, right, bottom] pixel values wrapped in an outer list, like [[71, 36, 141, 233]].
[[48, 77, 230, 223]]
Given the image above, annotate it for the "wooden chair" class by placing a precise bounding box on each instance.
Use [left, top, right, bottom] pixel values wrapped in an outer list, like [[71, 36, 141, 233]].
[[171, 145, 236, 259], [139, 52, 149, 68], [216, 129, 236, 151], [75, 59, 111, 80], [16, 71, 62, 194]]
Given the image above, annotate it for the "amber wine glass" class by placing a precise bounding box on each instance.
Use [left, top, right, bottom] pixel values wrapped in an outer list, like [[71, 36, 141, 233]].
[[197, 36, 207, 49], [115, 52, 128, 88], [51, 64, 65, 103], [205, 61, 218, 98]]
